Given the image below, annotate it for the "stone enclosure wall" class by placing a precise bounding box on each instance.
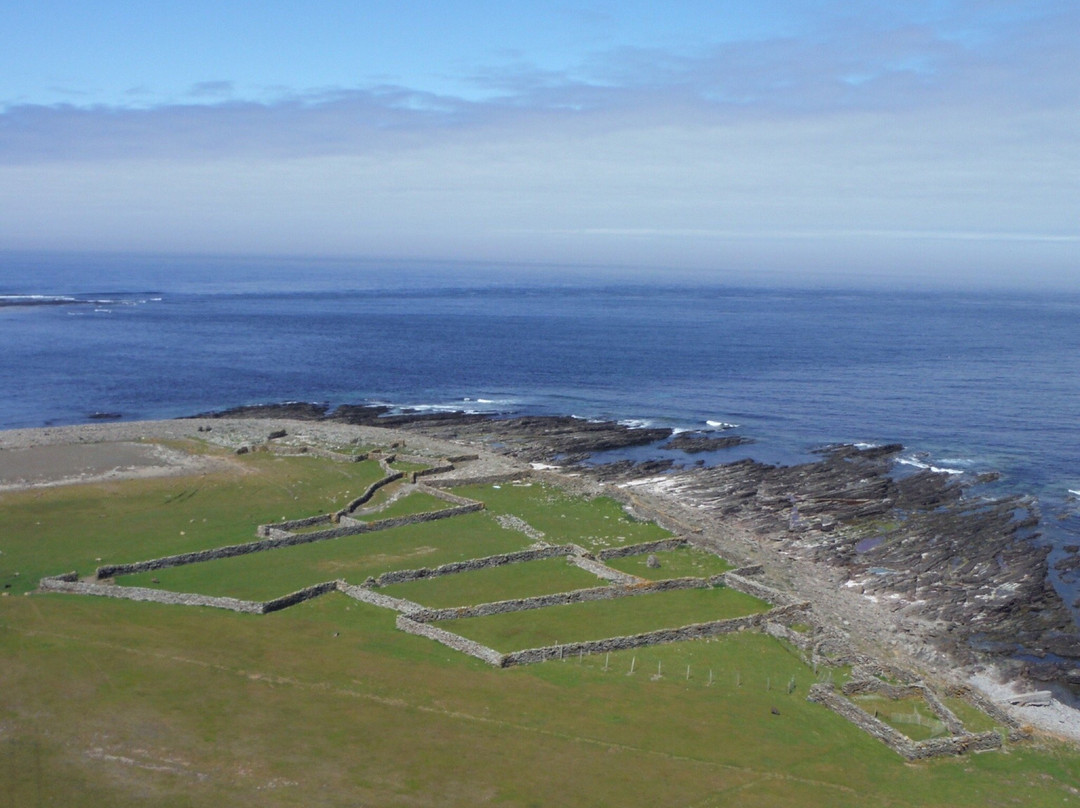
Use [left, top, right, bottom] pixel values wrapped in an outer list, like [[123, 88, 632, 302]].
[[40, 573, 337, 615], [807, 683, 1003, 759]]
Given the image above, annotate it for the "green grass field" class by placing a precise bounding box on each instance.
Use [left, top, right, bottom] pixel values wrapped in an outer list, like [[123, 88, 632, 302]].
[[0, 447, 387, 594], [852, 694, 949, 741], [442, 586, 771, 652], [3, 441, 1080, 807], [605, 545, 734, 580], [450, 481, 672, 550], [379, 556, 604, 607], [117, 511, 531, 601]]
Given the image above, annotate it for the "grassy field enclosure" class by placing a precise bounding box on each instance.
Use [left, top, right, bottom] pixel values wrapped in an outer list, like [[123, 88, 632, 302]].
[[450, 481, 672, 550], [0, 447, 386, 595], [4, 439, 1080, 806], [443, 586, 771, 652], [380, 556, 603, 607], [117, 512, 530, 601]]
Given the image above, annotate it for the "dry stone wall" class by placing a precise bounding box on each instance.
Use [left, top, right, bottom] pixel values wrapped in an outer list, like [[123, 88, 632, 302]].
[[266, 513, 333, 534], [269, 444, 368, 463], [569, 556, 637, 583], [337, 581, 425, 614], [336, 470, 406, 514], [842, 679, 966, 735], [596, 538, 688, 560], [807, 683, 1004, 759], [262, 581, 339, 613], [722, 572, 805, 608], [501, 614, 768, 667], [41, 574, 268, 614], [941, 684, 1022, 732], [406, 576, 726, 624], [277, 503, 485, 544], [424, 472, 531, 488], [396, 615, 505, 666]]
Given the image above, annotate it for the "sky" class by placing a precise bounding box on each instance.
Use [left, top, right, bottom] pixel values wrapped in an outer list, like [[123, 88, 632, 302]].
[[0, 1, 1077, 287]]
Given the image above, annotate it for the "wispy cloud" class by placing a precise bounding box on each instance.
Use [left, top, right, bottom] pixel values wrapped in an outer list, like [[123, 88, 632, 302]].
[[187, 80, 235, 99], [0, 2, 1075, 283]]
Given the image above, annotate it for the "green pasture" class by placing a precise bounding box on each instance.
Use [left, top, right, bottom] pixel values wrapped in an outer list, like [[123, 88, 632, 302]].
[[379, 556, 603, 607], [3, 593, 1079, 808], [442, 585, 770, 652], [941, 696, 1005, 734], [4, 441, 1080, 806], [117, 511, 530, 601], [0, 447, 386, 595], [450, 481, 671, 550], [605, 545, 734, 580]]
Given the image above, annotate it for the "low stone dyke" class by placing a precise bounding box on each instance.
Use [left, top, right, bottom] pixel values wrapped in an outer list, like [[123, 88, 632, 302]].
[[262, 581, 339, 613], [416, 484, 480, 507], [570, 556, 638, 583], [39, 575, 263, 613], [596, 537, 688, 560], [722, 572, 803, 607], [808, 683, 924, 758], [395, 615, 505, 666], [764, 620, 816, 652], [409, 576, 731, 624], [424, 471, 531, 489], [336, 582, 426, 614], [907, 731, 1003, 759], [373, 544, 580, 587], [501, 613, 767, 667], [337, 471, 405, 516], [942, 684, 1021, 731], [729, 564, 765, 577], [842, 679, 966, 735], [807, 683, 1003, 759], [264, 513, 333, 534], [269, 444, 368, 463], [285, 503, 485, 543]]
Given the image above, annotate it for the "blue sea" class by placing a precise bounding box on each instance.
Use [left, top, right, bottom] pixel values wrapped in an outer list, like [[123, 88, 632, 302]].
[[3, 251, 1079, 605]]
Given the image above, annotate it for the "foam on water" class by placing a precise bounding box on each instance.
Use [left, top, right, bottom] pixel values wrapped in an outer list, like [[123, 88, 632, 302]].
[[897, 456, 967, 476]]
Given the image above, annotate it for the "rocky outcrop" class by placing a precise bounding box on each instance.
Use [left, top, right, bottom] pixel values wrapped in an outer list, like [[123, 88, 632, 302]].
[[615, 444, 1080, 698], [195, 403, 674, 464], [660, 432, 754, 453]]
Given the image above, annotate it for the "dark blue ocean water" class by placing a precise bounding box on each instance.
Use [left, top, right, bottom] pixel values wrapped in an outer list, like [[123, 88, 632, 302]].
[[3, 252, 1079, 595]]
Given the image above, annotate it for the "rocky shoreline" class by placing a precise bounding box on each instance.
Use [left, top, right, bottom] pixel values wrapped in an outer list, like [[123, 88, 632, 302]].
[[4, 404, 1079, 741]]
